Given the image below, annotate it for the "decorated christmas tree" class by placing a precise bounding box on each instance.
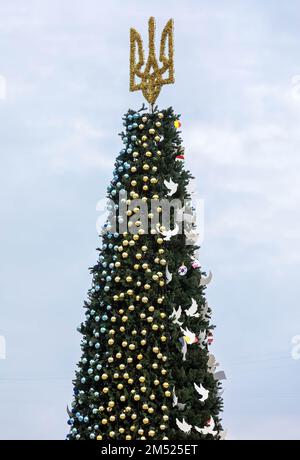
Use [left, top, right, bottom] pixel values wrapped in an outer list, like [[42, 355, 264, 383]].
[[67, 17, 225, 441]]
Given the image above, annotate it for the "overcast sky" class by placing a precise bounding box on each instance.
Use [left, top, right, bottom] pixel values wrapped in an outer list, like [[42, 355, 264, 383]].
[[1, 0, 300, 440]]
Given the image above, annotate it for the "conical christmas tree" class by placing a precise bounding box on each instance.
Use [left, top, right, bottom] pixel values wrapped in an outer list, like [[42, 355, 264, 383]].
[[67, 17, 224, 441]]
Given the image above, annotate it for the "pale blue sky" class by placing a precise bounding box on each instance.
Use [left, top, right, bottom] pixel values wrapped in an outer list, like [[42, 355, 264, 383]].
[[1, 0, 300, 440]]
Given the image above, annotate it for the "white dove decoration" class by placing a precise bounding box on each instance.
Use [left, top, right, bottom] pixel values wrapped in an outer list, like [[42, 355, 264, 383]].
[[199, 271, 213, 286], [172, 387, 186, 410], [180, 338, 187, 361], [185, 298, 200, 318], [194, 417, 217, 436], [180, 327, 197, 344], [169, 306, 183, 326], [185, 231, 199, 244], [161, 224, 179, 241], [197, 329, 207, 348], [176, 418, 192, 433], [164, 178, 178, 196], [165, 265, 173, 284], [194, 383, 209, 402]]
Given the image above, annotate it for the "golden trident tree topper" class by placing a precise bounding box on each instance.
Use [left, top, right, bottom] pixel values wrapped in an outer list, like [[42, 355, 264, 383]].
[[130, 17, 174, 105]]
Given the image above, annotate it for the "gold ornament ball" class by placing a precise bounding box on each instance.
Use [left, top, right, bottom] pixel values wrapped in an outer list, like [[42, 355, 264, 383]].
[[142, 135, 147, 141], [141, 386, 147, 392], [117, 383, 123, 390], [165, 390, 171, 397], [146, 151, 152, 158], [134, 264, 140, 270], [157, 353, 163, 359], [152, 324, 159, 331], [142, 296, 148, 303], [116, 352, 122, 359], [133, 151, 139, 158], [141, 339, 147, 346], [131, 166, 137, 173], [142, 116, 148, 122], [122, 252, 128, 259], [120, 413, 126, 420], [143, 185, 149, 191], [115, 262, 121, 268], [158, 113, 164, 119], [128, 304, 135, 311], [154, 135, 160, 141], [99, 406, 105, 412], [147, 316, 153, 323], [129, 344, 135, 350], [148, 430, 155, 437], [143, 417, 149, 425], [150, 178, 158, 184], [144, 284, 151, 290], [154, 379, 160, 386], [153, 347, 159, 354], [108, 401, 115, 408], [136, 253, 142, 260], [138, 429, 144, 435], [137, 354, 143, 360], [120, 395, 126, 402], [121, 315, 128, 323], [109, 416, 115, 422], [126, 435, 132, 440], [131, 180, 137, 187], [150, 394, 156, 400], [122, 341, 128, 347], [148, 407, 154, 414], [101, 418, 108, 425], [119, 428, 125, 434], [163, 382, 169, 389], [139, 124, 144, 130], [103, 387, 109, 393], [161, 336, 167, 342], [148, 305, 155, 312], [136, 363, 143, 370], [134, 394, 140, 401], [101, 373, 108, 380], [96, 435, 102, 440], [128, 378, 134, 384]]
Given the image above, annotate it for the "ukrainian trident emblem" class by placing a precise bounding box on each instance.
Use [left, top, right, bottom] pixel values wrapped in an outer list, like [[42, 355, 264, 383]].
[[130, 17, 175, 106]]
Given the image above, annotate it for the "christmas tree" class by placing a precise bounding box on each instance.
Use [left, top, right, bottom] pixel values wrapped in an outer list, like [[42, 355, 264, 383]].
[[67, 17, 224, 441]]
